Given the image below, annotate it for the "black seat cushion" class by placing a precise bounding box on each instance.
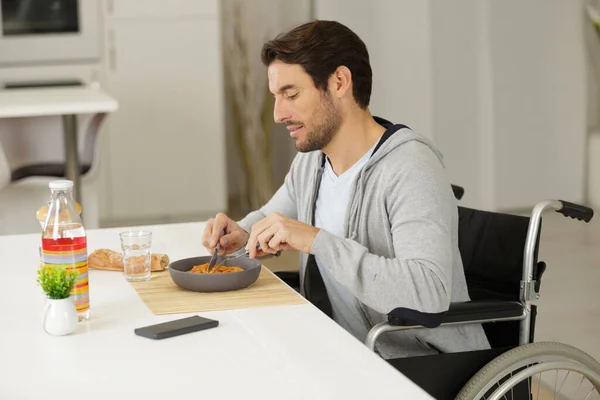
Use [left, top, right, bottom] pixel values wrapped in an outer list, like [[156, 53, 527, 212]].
[[274, 271, 300, 291], [11, 163, 91, 182], [457, 206, 541, 347]]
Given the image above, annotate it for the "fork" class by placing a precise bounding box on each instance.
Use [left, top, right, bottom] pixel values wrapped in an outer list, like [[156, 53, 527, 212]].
[[208, 245, 281, 274], [208, 247, 252, 274]]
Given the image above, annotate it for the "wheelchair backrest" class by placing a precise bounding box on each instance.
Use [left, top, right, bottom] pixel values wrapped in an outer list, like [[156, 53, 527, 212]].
[[457, 206, 541, 347]]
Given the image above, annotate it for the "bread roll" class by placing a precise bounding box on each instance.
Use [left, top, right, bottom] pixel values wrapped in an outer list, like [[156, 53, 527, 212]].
[[88, 249, 169, 272]]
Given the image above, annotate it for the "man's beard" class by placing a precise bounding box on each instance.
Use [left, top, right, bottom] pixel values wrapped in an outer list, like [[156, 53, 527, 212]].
[[293, 91, 341, 153]]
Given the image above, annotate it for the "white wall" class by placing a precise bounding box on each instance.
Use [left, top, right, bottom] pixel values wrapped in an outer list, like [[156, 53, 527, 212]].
[[430, 0, 491, 209], [489, 0, 587, 209], [316, 0, 588, 211], [315, 0, 434, 138]]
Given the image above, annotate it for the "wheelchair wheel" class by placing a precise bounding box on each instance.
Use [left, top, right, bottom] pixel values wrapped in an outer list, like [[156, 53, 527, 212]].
[[455, 342, 600, 400]]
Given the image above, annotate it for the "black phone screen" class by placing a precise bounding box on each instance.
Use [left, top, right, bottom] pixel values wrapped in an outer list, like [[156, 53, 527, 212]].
[[134, 315, 219, 340]]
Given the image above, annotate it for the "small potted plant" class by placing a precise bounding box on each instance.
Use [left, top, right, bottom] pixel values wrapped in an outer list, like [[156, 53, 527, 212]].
[[37, 265, 79, 336]]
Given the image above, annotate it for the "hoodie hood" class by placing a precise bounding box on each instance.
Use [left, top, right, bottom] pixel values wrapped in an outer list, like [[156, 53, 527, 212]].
[[317, 116, 445, 174], [366, 117, 445, 170], [344, 117, 446, 240]]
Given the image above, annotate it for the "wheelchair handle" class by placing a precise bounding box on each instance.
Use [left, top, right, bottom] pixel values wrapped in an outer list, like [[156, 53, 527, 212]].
[[451, 184, 465, 200], [556, 200, 594, 223], [520, 199, 594, 345]]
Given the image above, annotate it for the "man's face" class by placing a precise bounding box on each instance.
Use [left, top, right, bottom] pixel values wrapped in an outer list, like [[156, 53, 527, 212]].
[[268, 60, 341, 152]]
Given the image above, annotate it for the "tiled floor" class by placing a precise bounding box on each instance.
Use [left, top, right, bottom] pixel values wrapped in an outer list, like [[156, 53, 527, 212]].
[[261, 209, 600, 399], [533, 211, 600, 362]]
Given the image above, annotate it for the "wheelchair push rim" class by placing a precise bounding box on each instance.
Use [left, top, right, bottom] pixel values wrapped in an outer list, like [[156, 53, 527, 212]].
[[456, 342, 600, 400]]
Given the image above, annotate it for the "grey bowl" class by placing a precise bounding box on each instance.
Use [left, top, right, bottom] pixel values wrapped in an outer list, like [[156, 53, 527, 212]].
[[168, 255, 261, 292]]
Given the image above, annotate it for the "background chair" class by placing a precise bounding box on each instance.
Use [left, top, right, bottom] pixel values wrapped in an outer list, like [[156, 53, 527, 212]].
[[0, 136, 9, 192], [0, 114, 107, 235]]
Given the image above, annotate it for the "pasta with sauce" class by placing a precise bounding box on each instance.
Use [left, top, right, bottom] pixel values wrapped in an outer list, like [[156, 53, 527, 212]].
[[189, 263, 244, 274]]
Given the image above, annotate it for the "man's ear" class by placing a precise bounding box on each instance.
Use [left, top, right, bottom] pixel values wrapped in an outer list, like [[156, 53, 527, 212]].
[[330, 65, 352, 100]]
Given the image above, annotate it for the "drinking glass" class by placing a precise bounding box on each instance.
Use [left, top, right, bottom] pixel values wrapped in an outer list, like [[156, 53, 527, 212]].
[[119, 231, 152, 282]]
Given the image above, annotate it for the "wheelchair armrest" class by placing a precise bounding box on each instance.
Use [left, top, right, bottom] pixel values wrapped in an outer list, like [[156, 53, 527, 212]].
[[388, 301, 524, 328]]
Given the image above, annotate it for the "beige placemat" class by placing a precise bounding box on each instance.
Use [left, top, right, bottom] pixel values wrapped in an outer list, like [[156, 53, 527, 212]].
[[129, 267, 306, 315]]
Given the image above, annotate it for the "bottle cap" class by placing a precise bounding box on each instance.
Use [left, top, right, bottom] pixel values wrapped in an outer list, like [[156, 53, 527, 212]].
[[49, 180, 74, 190]]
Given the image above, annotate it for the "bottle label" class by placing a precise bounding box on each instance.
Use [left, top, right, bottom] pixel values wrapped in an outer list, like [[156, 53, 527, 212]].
[[41, 236, 89, 314]]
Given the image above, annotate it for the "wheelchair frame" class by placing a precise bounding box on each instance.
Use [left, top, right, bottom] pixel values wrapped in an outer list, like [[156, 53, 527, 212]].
[[361, 193, 597, 399], [365, 199, 590, 351]]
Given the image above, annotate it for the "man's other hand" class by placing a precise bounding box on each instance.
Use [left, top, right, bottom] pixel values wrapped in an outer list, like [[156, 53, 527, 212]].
[[246, 213, 320, 258]]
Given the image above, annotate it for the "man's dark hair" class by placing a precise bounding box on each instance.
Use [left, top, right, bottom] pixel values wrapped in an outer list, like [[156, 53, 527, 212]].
[[261, 20, 372, 110]]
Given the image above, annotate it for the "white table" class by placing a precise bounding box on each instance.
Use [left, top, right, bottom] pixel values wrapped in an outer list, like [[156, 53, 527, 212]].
[[0, 222, 433, 399], [0, 85, 118, 203]]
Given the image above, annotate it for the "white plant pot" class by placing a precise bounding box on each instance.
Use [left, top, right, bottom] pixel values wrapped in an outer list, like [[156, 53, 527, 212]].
[[43, 298, 77, 336]]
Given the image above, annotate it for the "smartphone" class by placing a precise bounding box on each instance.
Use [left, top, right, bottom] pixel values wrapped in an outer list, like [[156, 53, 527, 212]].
[[134, 315, 218, 340]]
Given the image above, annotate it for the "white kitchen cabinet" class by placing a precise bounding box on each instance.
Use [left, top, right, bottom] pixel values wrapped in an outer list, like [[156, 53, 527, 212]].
[[99, 0, 226, 224]]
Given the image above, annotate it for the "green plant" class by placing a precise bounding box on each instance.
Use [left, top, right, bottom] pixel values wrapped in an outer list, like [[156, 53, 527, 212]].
[[37, 265, 79, 300]]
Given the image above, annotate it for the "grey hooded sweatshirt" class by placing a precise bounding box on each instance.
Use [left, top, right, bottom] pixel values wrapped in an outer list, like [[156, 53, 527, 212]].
[[238, 118, 491, 359]]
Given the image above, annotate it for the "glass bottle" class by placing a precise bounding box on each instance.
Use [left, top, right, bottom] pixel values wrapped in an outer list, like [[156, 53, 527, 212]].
[[41, 180, 90, 321]]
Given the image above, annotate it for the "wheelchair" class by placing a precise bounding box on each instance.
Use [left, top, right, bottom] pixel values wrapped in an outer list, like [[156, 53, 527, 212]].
[[275, 185, 600, 399]]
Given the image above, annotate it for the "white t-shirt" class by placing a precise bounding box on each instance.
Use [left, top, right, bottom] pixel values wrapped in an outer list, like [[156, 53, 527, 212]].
[[314, 140, 379, 342]]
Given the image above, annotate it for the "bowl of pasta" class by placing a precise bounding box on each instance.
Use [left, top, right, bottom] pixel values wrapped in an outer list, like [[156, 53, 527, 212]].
[[168, 255, 261, 292]]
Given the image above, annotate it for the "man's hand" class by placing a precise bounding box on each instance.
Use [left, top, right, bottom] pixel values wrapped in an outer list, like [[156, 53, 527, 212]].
[[202, 213, 250, 256], [246, 213, 320, 258]]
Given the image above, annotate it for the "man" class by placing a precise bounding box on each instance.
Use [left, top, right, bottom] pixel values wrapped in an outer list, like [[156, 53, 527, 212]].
[[202, 20, 490, 359]]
